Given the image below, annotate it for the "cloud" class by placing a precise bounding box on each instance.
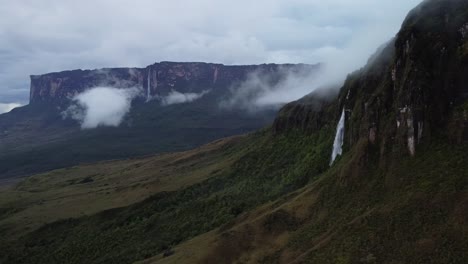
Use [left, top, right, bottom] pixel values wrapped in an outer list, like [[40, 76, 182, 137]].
[[0, 103, 22, 114], [221, 65, 320, 111], [62, 87, 140, 129], [161, 90, 210, 106], [0, 0, 422, 105], [222, 11, 412, 111]]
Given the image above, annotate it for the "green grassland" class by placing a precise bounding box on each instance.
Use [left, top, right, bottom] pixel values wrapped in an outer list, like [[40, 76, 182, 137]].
[[0, 136, 243, 241], [0, 125, 335, 264]]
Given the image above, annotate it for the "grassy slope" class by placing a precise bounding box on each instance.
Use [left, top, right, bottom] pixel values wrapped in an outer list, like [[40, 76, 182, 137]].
[[1, 102, 465, 264], [0, 136, 243, 240], [142, 2, 468, 261], [147, 137, 467, 264], [0, 125, 334, 264]]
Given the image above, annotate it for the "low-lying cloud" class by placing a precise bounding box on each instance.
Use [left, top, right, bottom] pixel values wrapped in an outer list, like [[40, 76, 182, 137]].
[[221, 66, 319, 111], [161, 90, 210, 106], [62, 87, 140, 129], [223, 19, 404, 111], [0, 103, 22, 114]]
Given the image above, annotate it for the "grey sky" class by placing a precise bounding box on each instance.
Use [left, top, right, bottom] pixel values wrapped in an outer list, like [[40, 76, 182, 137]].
[[0, 0, 421, 107]]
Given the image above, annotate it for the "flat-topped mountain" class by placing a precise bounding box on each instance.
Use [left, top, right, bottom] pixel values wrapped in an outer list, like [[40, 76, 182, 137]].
[[1, 62, 320, 179], [30, 62, 318, 103]]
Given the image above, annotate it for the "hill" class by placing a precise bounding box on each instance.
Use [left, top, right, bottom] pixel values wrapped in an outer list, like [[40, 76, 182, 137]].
[[0, 0, 467, 263]]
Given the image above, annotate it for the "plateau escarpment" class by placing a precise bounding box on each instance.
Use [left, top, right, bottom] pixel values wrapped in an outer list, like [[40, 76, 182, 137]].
[[30, 62, 319, 104], [2, 62, 319, 179]]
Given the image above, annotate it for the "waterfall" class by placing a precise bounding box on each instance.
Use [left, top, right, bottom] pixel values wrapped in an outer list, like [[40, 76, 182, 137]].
[[330, 109, 345, 165], [146, 69, 151, 101]]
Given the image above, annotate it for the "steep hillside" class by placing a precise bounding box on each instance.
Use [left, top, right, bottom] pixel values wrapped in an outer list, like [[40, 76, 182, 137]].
[[148, 140, 466, 264], [0, 126, 335, 263], [0, 0, 467, 263], [153, 1, 468, 262], [177, 0, 468, 262]]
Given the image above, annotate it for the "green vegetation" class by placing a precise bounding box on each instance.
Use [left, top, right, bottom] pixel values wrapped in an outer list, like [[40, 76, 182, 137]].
[[1, 1, 467, 264], [0, 136, 242, 241], [284, 139, 468, 264], [144, 136, 466, 264], [0, 127, 334, 264]]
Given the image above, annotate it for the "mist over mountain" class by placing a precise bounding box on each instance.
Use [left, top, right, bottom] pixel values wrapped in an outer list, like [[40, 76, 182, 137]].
[[0, 0, 467, 263], [0, 103, 22, 114], [0, 62, 320, 179]]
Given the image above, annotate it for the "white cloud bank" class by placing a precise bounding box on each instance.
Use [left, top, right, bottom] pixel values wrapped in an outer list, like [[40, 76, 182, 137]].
[[221, 66, 320, 111], [0, 103, 22, 114], [62, 87, 140, 129], [161, 90, 210, 106], [225, 18, 405, 111]]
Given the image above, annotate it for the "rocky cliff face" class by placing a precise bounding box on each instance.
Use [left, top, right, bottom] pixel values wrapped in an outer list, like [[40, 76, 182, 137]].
[[30, 62, 318, 104], [275, 0, 468, 158]]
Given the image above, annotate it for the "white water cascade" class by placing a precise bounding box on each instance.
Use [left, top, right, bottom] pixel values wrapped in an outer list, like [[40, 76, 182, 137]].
[[330, 109, 346, 165], [146, 69, 151, 101]]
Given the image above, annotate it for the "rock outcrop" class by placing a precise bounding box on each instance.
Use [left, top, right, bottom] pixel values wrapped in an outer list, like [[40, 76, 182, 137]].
[[30, 62, 319, 104]]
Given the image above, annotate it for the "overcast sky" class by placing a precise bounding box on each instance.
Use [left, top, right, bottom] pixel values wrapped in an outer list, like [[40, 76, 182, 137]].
[[0, 0, 421, 107]]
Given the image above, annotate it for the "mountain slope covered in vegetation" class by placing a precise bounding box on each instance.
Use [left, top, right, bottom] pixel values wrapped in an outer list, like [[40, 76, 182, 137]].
[[0, 0, 467, 263]]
